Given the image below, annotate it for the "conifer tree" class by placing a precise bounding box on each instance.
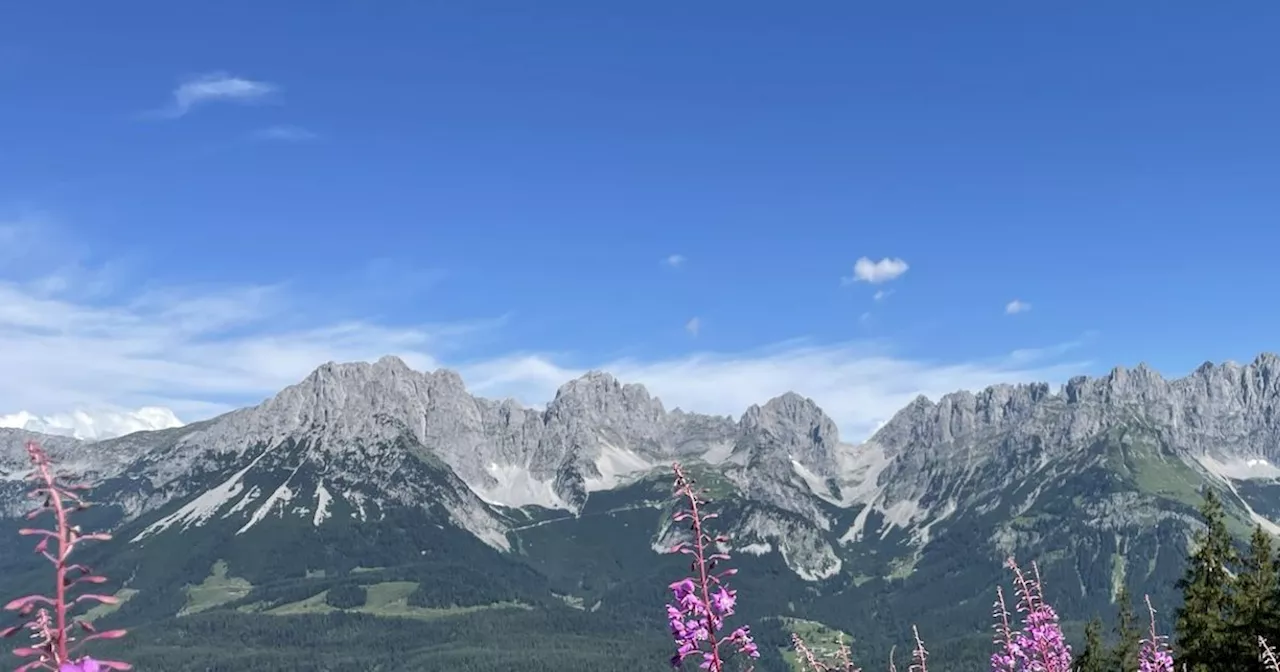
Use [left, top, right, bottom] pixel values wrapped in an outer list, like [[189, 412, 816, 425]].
[[1073, 616, 1107, 672], [1111, 584, 1140, 672], [1230, 524, 1276, 668], [1174, 488, 1237, 672]]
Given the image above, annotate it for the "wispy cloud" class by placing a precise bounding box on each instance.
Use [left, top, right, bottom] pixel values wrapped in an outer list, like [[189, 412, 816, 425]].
[[150, 72, 277, 119], [873, 290, 891, 302], [251, 125, 318, 142], [842, 257, 909, 286], [1005, 299, 1032, 315], [685, 317, 701, 337], [0, 221, 1090, 441], [664, 254, 686, 268], [461, 339, 1091, 441]]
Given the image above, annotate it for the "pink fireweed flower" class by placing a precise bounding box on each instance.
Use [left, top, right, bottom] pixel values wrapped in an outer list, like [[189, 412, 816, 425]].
[[0, 442, 132, 671], [989, 558, 1072, 672], [663, 463, 759, 671], [1138, 596, 1173, 672], [59, 657, 101, 672]]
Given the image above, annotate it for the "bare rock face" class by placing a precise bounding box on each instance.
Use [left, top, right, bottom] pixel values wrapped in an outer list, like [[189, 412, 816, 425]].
[[5, 353, 1280, 587]]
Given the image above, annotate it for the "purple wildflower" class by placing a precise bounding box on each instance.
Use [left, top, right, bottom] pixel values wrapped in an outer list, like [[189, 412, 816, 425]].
[[1138, 595, 1174, 672], [663, 463, 759, 671], [0, 442, 132, 671], [59, 657, 101, 672], [989, 558, 1072, 672]]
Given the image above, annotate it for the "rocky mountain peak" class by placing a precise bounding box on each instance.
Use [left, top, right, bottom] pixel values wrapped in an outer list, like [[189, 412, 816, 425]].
[[741, 392, 836, 435], [547, 370, 667, 425], [737, 392, 842, 477], [870, 382, 1052, 453], [870, 353, 1280, 464]]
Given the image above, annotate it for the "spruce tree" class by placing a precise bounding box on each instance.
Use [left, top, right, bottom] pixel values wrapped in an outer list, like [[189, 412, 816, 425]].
[[1110, 584, 1140, 672], [1073, 616, 1108, 672], [1230, 524, 1276, 668], [1174, 488, 1237, 672]]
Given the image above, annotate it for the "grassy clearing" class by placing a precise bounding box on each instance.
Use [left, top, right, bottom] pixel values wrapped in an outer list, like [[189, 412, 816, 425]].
[[82, 588, 139, 622], [773, 617, 853, 671], [1102, 424, 1203, 509], [180, 560, 254, 616], [887, 554, 918, 580], [554, 592, 586, 610], [260, 580, 531, 621]]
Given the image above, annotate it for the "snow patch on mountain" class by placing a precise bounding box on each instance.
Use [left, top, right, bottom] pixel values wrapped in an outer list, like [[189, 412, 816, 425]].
[[133, 449, 273, 541], [238, 465, 302, 534], [1195, 454, 1280, 534], [1198, 454, 1280, 481], [313, 482, 333, 526]]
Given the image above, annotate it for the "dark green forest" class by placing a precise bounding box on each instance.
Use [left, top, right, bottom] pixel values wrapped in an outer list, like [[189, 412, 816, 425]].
[[3, 462, 1279, 671]]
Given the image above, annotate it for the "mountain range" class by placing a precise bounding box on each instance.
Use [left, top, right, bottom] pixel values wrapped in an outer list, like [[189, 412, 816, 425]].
[[3, 353, 1280, 671]]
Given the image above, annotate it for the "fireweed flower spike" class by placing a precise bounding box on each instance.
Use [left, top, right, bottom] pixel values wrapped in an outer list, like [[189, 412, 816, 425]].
[[791, 632, 860, 672], [989, 586, 1017, 672], [1260, 637, 1280, 672], [1138, 595, 1174, 672], [989, 558, 1073, 672], [907, 626, 927, 672], [664, 463, 759, 671], [0, 442, 131, 671]]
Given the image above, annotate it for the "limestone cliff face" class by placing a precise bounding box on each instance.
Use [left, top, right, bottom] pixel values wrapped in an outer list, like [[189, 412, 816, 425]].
[[4, 353, 1280, 588]]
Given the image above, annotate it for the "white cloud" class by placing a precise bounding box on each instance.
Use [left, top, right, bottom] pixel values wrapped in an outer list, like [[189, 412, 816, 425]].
[[873, 290, 891, 302], [460, 340, 1090, 441], [0, 408, 182, 441], [0, 223, 1090, 442], [685, 317, 701, 337], [153, 73, 277, 119], [843, 257, 909, 285], [1005, 299, 1032, 315], [664, 254, 686, 268], [251, 125, 317, 142]]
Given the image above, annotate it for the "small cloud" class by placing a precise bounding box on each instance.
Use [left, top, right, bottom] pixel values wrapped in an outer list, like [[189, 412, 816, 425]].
[[859, 312, 873, 326], [873, 290, 891, 302], [1005, 299, 1032, 315], [251, 125, 317, 142], [664, 254, 686, 268], [842, 257, 909, 285], [151, 72, 277, 119], [685, 317, 701, 337]]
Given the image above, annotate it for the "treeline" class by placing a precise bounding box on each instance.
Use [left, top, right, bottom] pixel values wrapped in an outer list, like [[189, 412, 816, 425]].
[[76, 608, 674, 672], [1074, 489, 1280, 672], [1170, 489, 1278, 672], [1070, 583, 1146, 672]]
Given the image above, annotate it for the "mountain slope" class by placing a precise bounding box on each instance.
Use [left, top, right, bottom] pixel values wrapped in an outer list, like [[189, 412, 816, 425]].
[[3, 354, 1280, 671]]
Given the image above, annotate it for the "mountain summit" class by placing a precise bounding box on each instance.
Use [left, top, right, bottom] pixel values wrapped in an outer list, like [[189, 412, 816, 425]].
[[5, 353, 1280, 670]]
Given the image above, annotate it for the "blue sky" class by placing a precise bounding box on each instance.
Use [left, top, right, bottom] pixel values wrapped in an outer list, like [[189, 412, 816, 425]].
[[1, 2, 1278, 439]]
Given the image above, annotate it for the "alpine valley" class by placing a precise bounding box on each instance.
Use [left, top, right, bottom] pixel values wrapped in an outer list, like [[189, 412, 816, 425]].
[[4, 354, 1280, 672]]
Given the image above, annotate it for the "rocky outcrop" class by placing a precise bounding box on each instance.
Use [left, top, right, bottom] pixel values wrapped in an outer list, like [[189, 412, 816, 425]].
[[6, 352, 1280, 584]]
